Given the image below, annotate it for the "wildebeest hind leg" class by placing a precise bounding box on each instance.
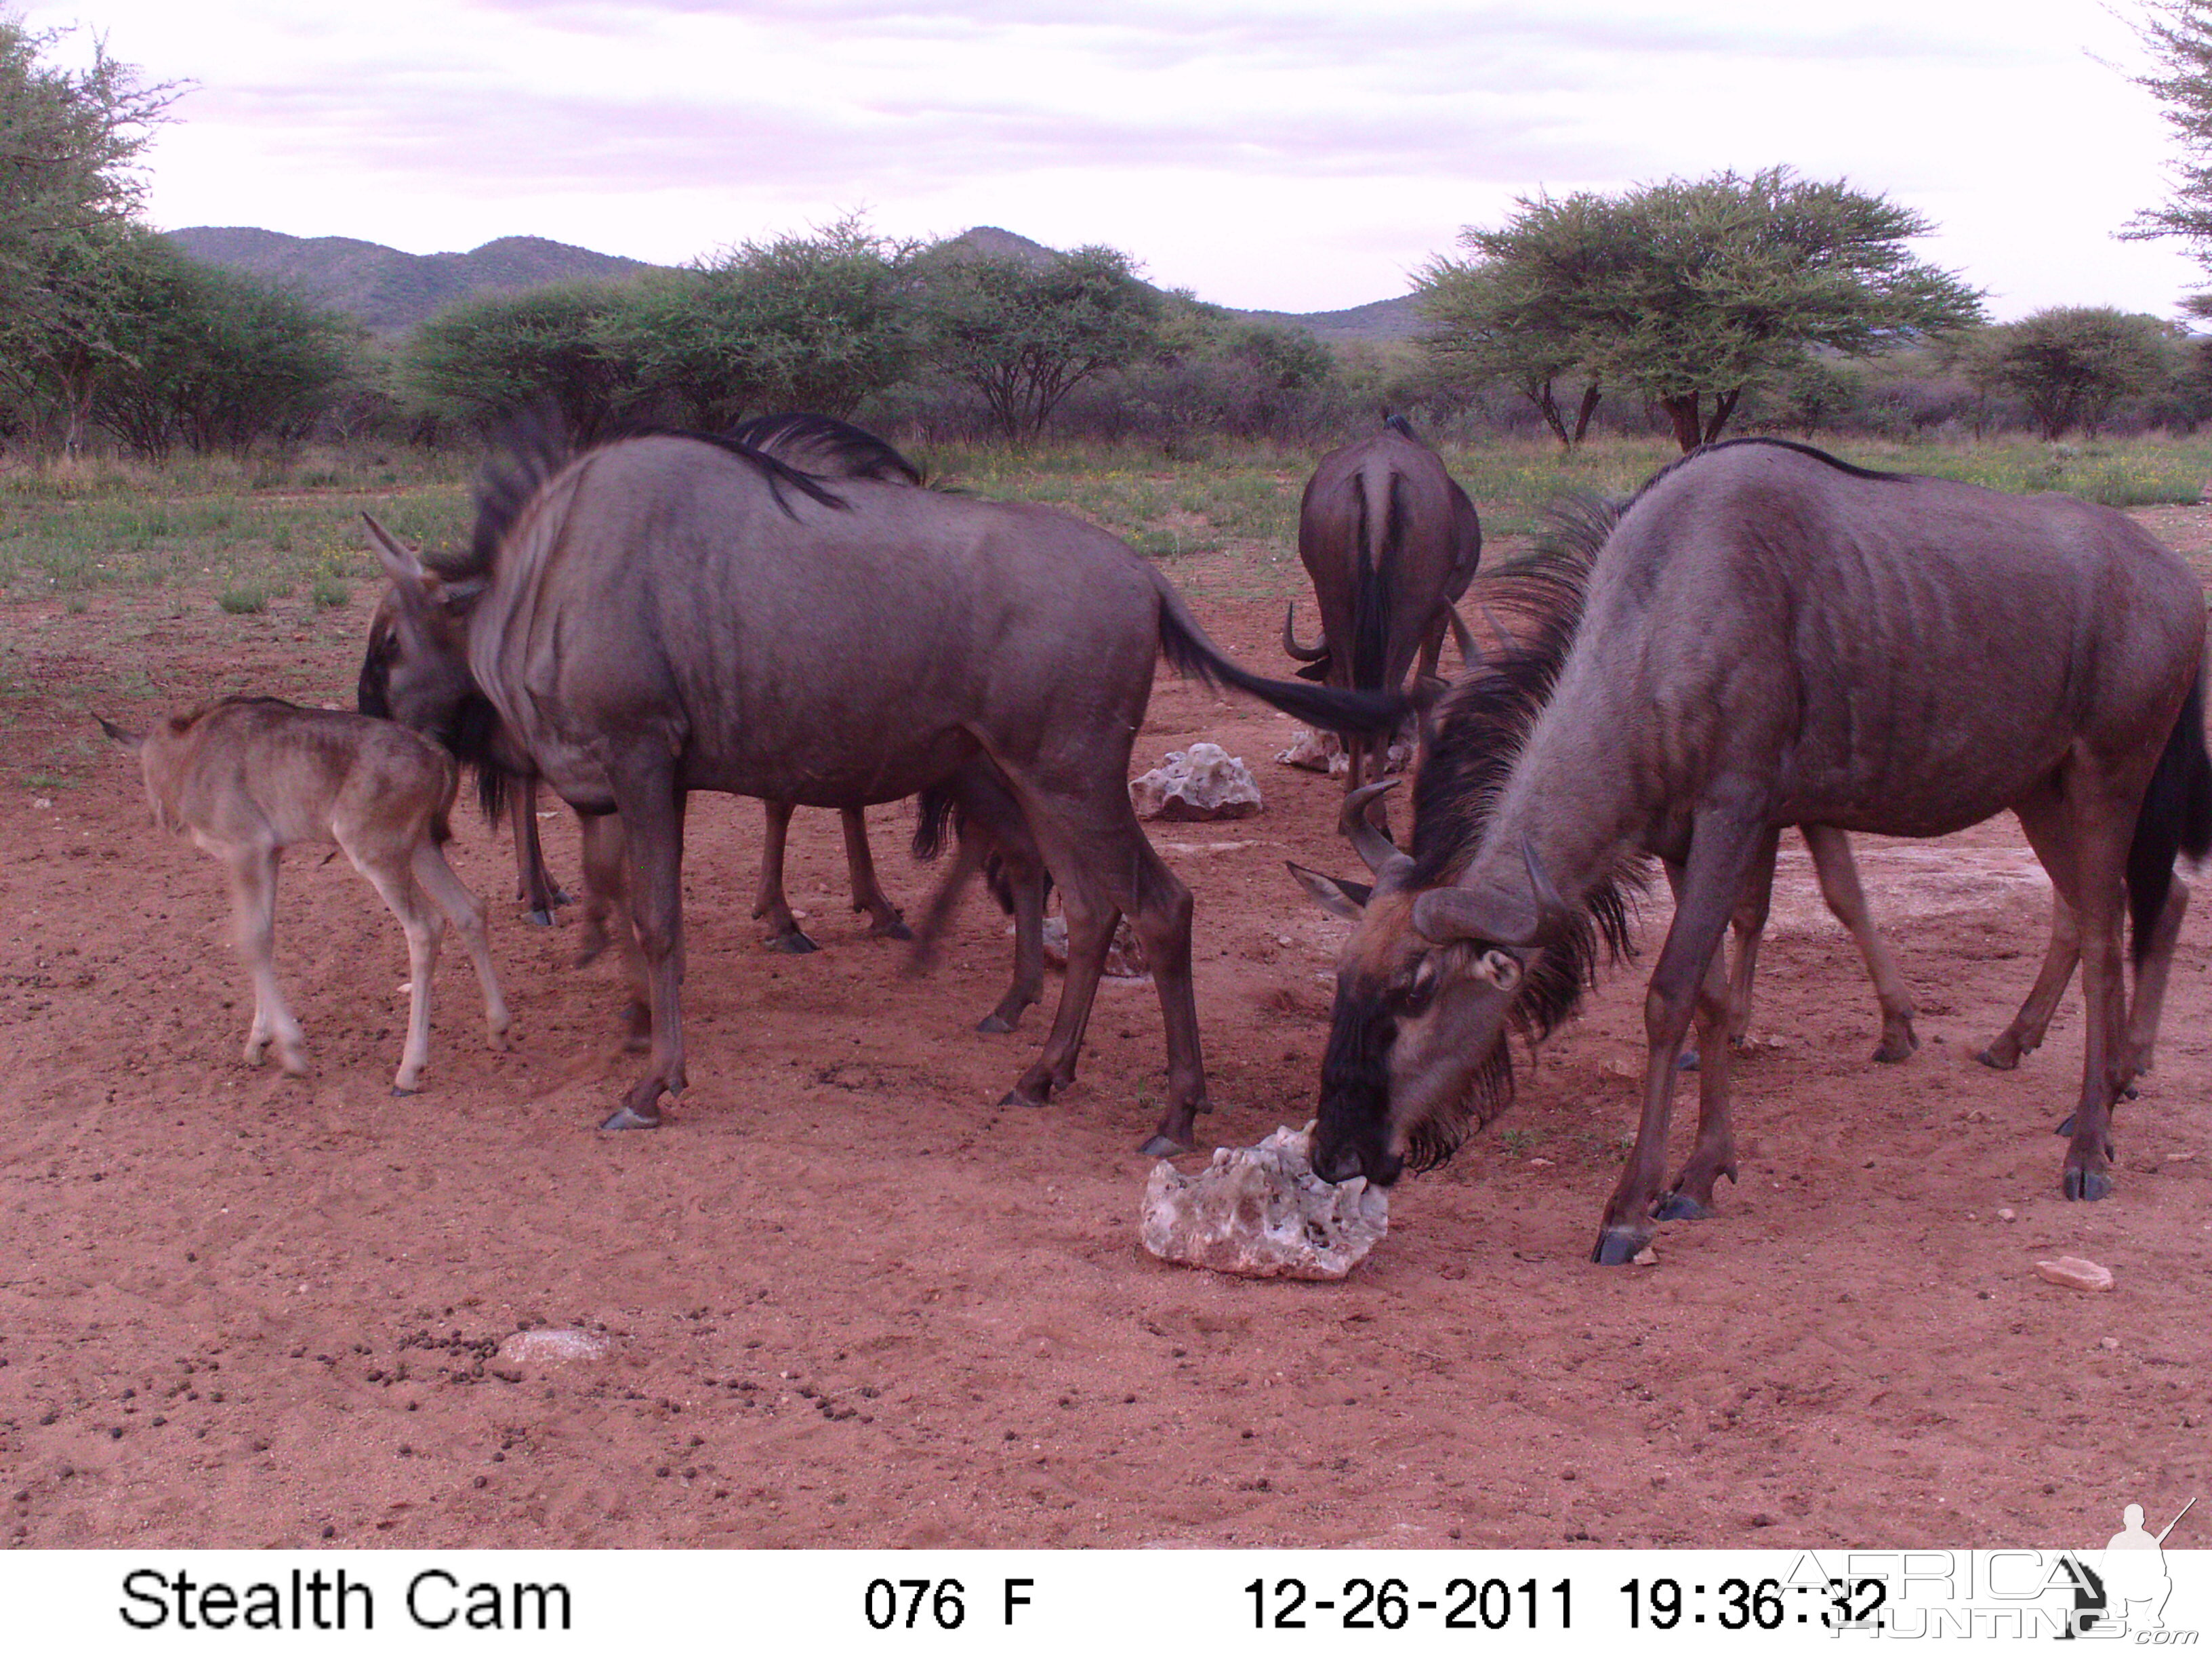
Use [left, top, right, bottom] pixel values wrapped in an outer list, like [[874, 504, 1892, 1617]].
[[2022, 787, 2130, 1197], [2121, 875, 2187, 1082], [1123, 850, 1204, 1154], [839, 807, 912, 940], [1979, 893, 2078, 1071], [224, 842, 308, 1077], [752, 800, 817, 952], [1002, 884, 1112, 1111], [602, 762, 687, 1130], [1804, 824, 1917, 1062]]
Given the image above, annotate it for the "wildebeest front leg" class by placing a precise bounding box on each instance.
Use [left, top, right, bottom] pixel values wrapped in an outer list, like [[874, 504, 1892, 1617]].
[[1595, 815, 1763, 1265], [349, 849, 442, 1094], [1803, 824, 1918, 1063], [752, 800, 817, 952], [1681, 825, 1779, 1072], [1127, 856, 1205, 1155], [838, 807, 912, 940], [1658, 910, 1740, 1221], [602, 764, 687, 1130]]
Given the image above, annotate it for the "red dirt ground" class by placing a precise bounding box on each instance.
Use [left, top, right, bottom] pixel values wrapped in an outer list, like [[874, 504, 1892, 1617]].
[[1, 520, 2207, 1552]]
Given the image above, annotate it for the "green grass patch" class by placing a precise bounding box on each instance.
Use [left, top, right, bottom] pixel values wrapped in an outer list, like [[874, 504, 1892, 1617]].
[[217, 586, 269, 615]]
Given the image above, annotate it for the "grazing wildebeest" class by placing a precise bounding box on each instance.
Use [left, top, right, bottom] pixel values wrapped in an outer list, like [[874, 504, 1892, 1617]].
[[1282, 415, 1482, 798], [99, 698, 510, 1092], [1296, 438, 2210, 1264], [365, 424, 1395, 1147]]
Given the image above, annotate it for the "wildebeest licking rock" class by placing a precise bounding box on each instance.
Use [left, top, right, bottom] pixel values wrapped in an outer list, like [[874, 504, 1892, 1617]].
[[365, 421, 1398, 1153], [1141, 1124, 1389, 1279], [1296, 439, 2210, 1265]]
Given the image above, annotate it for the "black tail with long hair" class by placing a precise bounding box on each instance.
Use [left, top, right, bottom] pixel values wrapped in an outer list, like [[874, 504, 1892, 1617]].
[[1151, 573, 1403, 737], [2128, 670, 2212, 964]]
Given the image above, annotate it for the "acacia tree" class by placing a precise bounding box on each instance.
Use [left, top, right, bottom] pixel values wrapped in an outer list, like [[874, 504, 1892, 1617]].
[[1422, 168, 1984, 451], [602, 215, 919, 427], [2123, 0, 2212, 285], [914, 243, 1161, 439], [409, 281, 636, 439], [0, 21, 177, 451], [1961, 307, 2177, 439], [1418, 191, 1612, 447]]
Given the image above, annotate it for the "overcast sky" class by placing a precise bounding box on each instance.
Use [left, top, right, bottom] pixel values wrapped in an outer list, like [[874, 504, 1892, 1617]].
[[16, 0, 2207, 319]]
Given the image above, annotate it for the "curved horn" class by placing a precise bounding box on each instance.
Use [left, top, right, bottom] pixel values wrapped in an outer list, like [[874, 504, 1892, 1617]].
[[1338, 778, 1405, 876], [1408, 836, 1573, 948], [1521, 836, 1573, 935], [1479, 603, 1515, 655], [1282, 603, 1329, 663], [1446, 604, 1480, 670]]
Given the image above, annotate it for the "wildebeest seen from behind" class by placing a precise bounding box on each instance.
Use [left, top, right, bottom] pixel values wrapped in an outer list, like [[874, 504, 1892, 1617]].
[[367, 422, 1398, 1149], [1300, 438, 2209, 1265], [1282, 415, 1481, 798], [99, 698, 511, 1093]]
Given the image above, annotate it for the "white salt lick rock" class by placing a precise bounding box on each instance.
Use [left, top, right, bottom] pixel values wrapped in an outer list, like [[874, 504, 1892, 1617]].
[[2034, 1256, 2114, 1292], [1141, 1124, 1388, 1280], [498, 1328, 613, 1364], [1130, 743, 1262, 822]]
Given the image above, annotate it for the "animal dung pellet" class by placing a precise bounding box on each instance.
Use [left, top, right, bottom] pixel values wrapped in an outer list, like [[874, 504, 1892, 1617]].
[[1141, 1124, 1387, 1280], [2034, 1256, 2114, 1292], [497, 1328, 612, 1364], [1130, 743, 1263, 821]]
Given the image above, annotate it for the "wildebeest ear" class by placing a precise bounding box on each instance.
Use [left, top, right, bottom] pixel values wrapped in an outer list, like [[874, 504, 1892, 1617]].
[[1287, 861, 1370, 920], [362, 512, 428, 594], [95, 714, 142, 752]]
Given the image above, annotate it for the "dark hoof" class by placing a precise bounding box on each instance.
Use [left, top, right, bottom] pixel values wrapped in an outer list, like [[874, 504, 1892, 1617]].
[[1977, 1046, 2019, 1071], [599, 1105, 661, 1132], [765, 930, 819, 954], [526, 908, 556, 928], [999, 1085, 1049, 1109], [2054, 1112, 2076, 1136], [2062, 1165, 2112, 1202], [1653, 1191, 1710, 1222], [390, 1086, 417, 1099], [1591, 1225, 1651, 1266], [2121, 1082, 2140, 1102], [1872, 1040, 1914, 1065], [976, 1013, 1017, 1034], [871, 920, 916, 942], [551, 886, 573, 907], [1138, 1132, 1193, 1157], [1677, 1048, 1700, 1073]]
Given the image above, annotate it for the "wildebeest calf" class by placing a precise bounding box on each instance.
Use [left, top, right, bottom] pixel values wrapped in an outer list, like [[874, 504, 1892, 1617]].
[[100, 697, 512, 1092]]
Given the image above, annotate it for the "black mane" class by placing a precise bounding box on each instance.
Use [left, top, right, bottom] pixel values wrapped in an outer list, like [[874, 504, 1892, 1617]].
[[1623, 436, 1909, 514], [1391, 497, 1645, 1162], [729, 412, 923, 485], [453, 413, 856, 586]]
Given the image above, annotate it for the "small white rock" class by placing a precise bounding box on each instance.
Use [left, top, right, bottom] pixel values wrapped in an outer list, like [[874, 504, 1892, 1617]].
[[1141, 1124, 1387, 1280], [1528, 1157, 1553, 1168], [2034, 1256, 2114, 1292], [1631, 1247, 1658, 1267], [1038, 915, 1148, 980], [2098, 1336, 2121, 1351], [497, 1328, 611, 1364], [1997, 1207, 2017, 1221]]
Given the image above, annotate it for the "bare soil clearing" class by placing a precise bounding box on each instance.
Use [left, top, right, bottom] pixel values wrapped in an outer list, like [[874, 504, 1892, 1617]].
[[1, 516, 2207, 1551]]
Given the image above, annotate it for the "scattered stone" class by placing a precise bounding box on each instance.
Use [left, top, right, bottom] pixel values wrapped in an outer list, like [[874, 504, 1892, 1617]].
[[1038, 916, 1149, 981], [1141, 1124, 1387, 1280], [496, 1328, 613, 1365], [1997, 1207, 2017, 1221], [2167, 1151, 2197, 1163], [1130, 743, 1262, 822], [1274, 727, 1414, 779], [1631, 1247, 1658, 1267], [1528, 1157, 1554, 1168], [2098, 1336, 2121, 1351], [2034, 1256, 2114, 1292]]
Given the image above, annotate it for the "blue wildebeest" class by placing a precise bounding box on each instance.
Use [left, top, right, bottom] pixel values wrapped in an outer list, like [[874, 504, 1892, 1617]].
[[364, 424, 1396, 1149], [100, 698, 511, 1092], [1294, 439, 2211, 1264], [1282, 415, 1482, 802]]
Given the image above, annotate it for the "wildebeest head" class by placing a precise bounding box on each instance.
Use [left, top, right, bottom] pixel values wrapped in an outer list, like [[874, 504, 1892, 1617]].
[[1287, 529, 1637, 1187], [1292, 783, 1572, 1185], [359, 514, 480, 749]]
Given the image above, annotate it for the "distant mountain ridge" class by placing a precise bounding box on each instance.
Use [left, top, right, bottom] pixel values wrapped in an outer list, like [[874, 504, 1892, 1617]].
[[165, 224, 1422, 342], [165, 228, 657, 333]]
